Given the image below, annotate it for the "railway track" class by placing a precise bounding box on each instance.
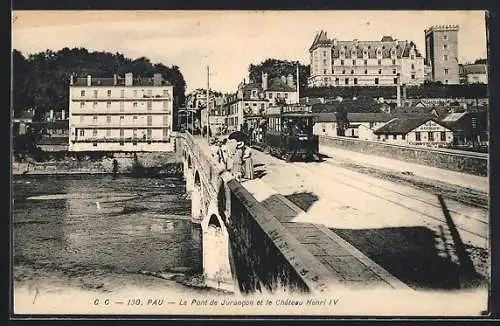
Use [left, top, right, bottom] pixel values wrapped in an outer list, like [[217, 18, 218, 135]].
[[292, 160, 488, 247]]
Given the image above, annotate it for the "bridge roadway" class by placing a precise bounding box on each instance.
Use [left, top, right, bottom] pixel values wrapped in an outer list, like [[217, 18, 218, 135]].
[[191, 135, 489, 291]]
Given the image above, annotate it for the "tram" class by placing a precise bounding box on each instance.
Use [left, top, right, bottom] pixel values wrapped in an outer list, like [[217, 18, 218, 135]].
[[261, 105, 319, 162]]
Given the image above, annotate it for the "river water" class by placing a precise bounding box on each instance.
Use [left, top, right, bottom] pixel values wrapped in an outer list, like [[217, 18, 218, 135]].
[[12, 174, 206, 295]]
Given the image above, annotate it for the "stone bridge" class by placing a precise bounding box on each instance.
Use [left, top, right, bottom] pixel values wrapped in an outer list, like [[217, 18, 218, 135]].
[[174, 132, 342, 294], [173, 132, 410, 295]]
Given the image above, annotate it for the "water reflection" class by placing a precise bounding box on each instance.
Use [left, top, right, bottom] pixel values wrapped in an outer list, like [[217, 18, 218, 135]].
[[13, 175, 201, 280]]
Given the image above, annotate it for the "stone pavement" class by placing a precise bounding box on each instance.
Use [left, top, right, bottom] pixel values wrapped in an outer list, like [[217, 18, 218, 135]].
[[243, 178, 411, 290]]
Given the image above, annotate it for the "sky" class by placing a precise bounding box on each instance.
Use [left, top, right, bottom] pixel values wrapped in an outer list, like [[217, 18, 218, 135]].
[[12, 11, 488, 93]]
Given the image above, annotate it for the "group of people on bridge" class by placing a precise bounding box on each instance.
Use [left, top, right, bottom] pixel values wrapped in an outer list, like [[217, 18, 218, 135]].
[[209, 137, 254, 182]]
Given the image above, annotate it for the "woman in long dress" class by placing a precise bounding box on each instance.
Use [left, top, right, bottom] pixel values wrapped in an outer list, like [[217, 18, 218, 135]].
[[232, 141, 245, 181], [242, 145, 254, 180], [224, 138, 237, 172]]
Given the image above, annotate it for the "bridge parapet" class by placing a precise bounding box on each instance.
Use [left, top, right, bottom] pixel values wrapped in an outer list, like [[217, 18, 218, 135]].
[[175, 132, 336, 294]]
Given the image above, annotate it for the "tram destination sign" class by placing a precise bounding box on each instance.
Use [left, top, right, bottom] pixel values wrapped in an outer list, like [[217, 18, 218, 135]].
[[282, 105, 312, 113]]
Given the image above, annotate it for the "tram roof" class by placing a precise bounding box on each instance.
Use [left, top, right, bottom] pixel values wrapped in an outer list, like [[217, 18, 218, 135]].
[[265, 105, 313, 116]]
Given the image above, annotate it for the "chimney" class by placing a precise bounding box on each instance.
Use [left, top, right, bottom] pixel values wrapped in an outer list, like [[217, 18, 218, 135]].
[[125, 72, 133, 86], [261, 72, 268, 90], [396, 74, 401, 107], [113, 74, 118, 85], [49, 109, 54, 121], [287, 74, 294, 88], [70, 75, 74, 85], [62, 110, 66, 120], [87, 75, 92, 86], [153, 73, 162, 86]]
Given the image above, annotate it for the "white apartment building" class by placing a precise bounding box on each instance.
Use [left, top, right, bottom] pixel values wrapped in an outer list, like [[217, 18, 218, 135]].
[[69, 73, 174, 152], [308, 31, 425, 87]]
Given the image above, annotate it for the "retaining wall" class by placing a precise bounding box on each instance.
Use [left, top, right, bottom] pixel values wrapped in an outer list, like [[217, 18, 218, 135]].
[[319, 135, 488, 177]]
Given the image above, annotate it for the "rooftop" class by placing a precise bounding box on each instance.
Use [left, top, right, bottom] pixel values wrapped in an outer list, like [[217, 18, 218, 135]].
[[314, 112, 410, 123], [374, 117, 436, 134], [441, 112, 468, 122], [13, 110, 35, 120], [460, 64, 488, 75], [72, 75, 172, 87]]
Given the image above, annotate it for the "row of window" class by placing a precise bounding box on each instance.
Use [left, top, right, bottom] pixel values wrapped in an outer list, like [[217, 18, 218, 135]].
[[328, 68, 399, 75], [78, 115, 170, 126], [79, 89, 170, 98], [78, 101, 170, 110], [226, 117, 239, 127], [334, 59, 396, 66], [377, 132, 447, 141], [322, 75, 415, 85], [319, 70, 418, 78], [336, 49, 399, 60], [78, 128, 169, 138]]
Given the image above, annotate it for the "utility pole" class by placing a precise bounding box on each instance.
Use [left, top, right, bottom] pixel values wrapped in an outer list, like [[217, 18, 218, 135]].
[[206, 65, 210, 142], [296, 62, 300, 104]]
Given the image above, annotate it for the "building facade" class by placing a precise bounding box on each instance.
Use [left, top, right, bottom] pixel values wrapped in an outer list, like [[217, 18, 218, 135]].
[[459, 63, 488, 84], [69, 73, 174, 152], [425, 25, 460, 85], [374, 117, 454, 146], [313, 112, 394, 140], [308, 31, 425, 87], [221, 73, 300, 132]]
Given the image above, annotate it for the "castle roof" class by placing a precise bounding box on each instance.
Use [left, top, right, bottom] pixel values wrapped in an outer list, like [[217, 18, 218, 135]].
[[332, 40, 422, 59], [309, 30, 333, 51]]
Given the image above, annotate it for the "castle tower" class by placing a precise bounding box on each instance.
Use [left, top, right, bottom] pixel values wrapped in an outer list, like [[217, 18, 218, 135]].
[[308, 30, 333, 87], [425, 25, 460, 84]]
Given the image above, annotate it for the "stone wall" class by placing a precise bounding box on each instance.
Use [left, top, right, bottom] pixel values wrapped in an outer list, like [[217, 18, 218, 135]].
[[13, 151, 182, 176], [226, 179, 332, 294], [319, 135, 488, 176]]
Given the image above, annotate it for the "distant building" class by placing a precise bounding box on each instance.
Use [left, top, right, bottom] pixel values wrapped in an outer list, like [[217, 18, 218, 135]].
[[425, 25, 460, 84], [223, 73, 299, 132], [313, 112, 394, 140], [69, 73, 174, 152], [373, 117, 454, 146], [12, 109, 35, 136], [459, 63, 488, 84], [440, 112, 488, 145], [308, 31, 425, 87], [31, 120, 70, 152]]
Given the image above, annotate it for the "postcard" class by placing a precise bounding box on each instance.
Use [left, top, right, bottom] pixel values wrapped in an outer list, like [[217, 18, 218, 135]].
[[11, 10, 490, 317]]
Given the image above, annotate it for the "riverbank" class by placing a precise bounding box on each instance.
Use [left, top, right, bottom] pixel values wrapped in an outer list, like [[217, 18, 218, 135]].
[[12, 152, 183, 177]]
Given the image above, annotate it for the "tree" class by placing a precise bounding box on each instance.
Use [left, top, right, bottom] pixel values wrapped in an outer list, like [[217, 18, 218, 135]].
[[12, 47, 188, 125], [248, 59, 310, 95], [12, 50, 34, 116], [335, 108, 349, 137]]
